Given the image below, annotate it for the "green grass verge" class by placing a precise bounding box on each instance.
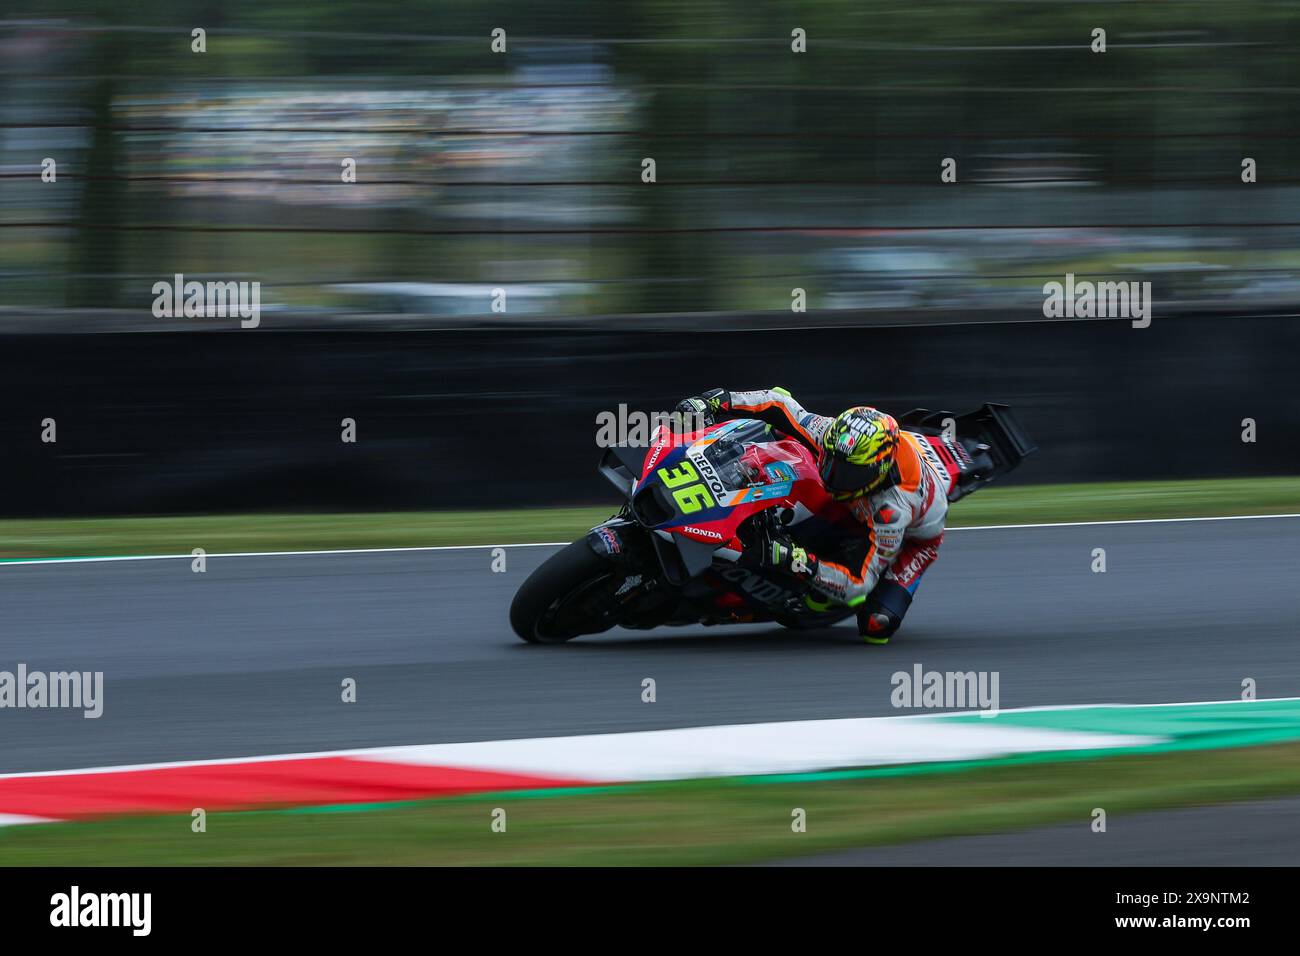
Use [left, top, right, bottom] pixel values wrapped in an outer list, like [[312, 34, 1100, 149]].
[[0, 476, 1296, 559], [4, 742, 1300, 865]]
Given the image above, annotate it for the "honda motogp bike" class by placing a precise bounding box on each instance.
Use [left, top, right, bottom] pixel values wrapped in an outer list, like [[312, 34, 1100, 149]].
[[510, 404, 1035, 643]]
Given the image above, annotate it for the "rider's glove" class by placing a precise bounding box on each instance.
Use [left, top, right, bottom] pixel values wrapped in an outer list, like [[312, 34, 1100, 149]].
[[675, 388, 730, 429], [752, 532, 818, 582]]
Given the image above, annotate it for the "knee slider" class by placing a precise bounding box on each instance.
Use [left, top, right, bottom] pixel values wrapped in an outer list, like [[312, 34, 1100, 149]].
[[858, 580, 913, 638]]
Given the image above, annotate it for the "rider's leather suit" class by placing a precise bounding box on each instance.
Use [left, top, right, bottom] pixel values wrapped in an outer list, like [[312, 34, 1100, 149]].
[[709, 387, 949, 640]]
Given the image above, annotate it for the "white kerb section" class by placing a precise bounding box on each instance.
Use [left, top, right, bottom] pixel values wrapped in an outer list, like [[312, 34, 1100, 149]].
[[347, 715, 1163, 783]]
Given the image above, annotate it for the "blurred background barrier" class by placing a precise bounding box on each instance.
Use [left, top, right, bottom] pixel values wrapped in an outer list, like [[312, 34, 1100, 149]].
[[2, 313, 1297, 516], [3, 2, 1300, 321]]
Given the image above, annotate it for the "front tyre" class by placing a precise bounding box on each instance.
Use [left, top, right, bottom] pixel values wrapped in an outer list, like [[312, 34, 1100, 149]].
[[510, 539, 622, 643]]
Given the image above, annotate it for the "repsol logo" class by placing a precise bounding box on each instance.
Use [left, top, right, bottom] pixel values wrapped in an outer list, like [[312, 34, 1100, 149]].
[[687, 449, 728, 499]]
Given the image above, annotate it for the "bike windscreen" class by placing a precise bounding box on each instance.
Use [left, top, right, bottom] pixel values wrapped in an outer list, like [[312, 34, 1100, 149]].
[[697, 420, 771, 489], [699, 435, 747, 487]]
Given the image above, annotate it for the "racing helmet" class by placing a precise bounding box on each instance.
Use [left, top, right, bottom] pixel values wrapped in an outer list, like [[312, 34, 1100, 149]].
[[820, 406, 900, 499]]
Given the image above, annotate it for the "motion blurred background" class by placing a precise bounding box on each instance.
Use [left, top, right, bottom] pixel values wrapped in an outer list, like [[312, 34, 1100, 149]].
[[1, 1, 1298, 515]]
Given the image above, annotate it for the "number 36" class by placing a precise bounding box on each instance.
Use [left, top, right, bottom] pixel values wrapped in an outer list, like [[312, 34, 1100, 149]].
[[657, 461, 715, 514]]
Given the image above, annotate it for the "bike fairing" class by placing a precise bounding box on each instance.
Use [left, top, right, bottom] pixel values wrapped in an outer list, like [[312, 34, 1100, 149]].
[[620, 417, 858, 625], [629, 419, 812, 543]]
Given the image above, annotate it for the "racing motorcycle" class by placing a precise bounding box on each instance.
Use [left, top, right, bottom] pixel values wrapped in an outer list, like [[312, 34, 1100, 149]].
[[510, 404, 1035, 643]]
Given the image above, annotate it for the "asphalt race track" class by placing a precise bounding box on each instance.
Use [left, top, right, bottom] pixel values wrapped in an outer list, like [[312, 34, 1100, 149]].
[[1, 516, 1298, 774]]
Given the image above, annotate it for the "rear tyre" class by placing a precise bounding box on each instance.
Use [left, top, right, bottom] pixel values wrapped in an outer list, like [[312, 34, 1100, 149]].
[[510, 539, 620, 643]]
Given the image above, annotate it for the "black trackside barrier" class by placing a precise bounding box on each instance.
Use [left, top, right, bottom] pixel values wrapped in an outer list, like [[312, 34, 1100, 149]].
[[1, 313, 1297, 517]]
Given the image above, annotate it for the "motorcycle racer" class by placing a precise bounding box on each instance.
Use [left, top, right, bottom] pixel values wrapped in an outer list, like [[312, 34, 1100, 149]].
[[676, 387, 948, 643]]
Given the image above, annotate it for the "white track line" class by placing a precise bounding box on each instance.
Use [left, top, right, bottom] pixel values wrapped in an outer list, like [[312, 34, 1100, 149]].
[[1, 512, 1297, 567]]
